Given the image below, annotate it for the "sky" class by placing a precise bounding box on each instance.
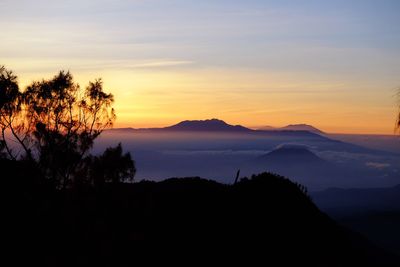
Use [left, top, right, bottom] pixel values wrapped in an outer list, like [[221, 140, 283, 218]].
[[1, 0, 400, 134]]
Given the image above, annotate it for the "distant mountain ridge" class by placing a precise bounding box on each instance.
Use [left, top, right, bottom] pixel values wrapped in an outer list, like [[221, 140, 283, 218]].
[[111, 119, 324, 134], [281, 124, 325, 134], [258, 124, 325, 134], [109, 119, 253, 132], [107, 119, 394, 157]]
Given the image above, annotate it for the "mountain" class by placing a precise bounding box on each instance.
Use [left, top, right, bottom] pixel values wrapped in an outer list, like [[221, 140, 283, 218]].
[[244, 144, 336, 190], [111, 120, 324, 134], [256, 144, 327, 166], [163, 118, 252, 132], [280, 124, 325, 134], [104, 119, 398, 190], [112, 120, 329, 136], [109, 119, 252, 132], [258, 124, 325, 134]]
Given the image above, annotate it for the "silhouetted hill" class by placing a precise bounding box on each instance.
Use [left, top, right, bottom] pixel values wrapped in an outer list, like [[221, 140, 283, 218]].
[[3, 159, 397, 266]]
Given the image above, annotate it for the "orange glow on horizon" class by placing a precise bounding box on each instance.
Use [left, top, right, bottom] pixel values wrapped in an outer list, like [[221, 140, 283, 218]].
[[5, 66, 398, 136]]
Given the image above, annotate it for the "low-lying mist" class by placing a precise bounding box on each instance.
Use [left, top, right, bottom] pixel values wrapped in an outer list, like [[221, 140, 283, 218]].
[[94, 130, 400, 191]]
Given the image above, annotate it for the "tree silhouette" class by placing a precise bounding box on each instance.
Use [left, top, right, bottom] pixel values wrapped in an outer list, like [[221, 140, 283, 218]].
[[88, 143, 136, 187], [0, 66, 20, 160], [0, 66, 133, 188]]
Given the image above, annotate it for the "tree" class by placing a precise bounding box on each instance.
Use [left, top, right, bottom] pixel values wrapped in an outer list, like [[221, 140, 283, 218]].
[[0, 66, 21, 160], [0, 66, 133, 188], [89, 143, 136, 187]]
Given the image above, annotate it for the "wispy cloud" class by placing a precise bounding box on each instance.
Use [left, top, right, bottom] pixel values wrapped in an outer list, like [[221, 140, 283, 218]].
[[124, 60, 194, 69], [3, 58, 194, 73]]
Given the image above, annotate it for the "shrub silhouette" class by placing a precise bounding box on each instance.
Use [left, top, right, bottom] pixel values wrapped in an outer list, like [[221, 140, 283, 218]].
[[0, 66, 134, 188]]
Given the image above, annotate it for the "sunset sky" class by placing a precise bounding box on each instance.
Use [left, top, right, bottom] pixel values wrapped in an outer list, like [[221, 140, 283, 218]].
[[1, 0, 400, 134]]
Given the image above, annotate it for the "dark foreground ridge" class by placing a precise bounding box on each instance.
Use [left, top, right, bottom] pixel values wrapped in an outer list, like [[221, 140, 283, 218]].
[[3, 159, 398, 266]]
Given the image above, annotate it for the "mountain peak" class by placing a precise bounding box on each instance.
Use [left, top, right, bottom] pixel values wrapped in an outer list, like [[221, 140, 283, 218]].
[[281, 124, 325, 134], [165, 119, 251, 132], [258, 124, 325, 134], [174, 118, 227, 127], [258, 144, 326, 164]]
